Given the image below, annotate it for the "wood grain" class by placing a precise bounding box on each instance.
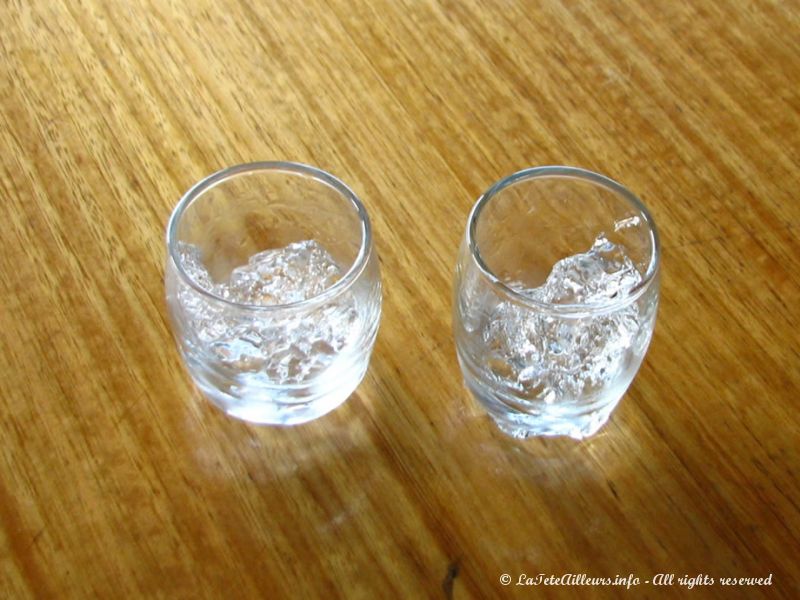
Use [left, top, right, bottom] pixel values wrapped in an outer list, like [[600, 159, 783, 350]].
[[1, 0, 799, 597]]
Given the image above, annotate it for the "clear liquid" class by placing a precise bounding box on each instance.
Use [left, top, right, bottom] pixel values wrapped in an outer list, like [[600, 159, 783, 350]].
[[168, 240, 380, 424]]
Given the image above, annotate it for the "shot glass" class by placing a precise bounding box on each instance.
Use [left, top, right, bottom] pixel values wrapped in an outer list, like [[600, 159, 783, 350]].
[[453, 166, 660, 439], [165, 162, 381, 425]]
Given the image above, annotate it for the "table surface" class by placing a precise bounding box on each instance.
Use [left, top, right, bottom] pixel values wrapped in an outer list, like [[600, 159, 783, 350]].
[[2, 0, 799, 598]]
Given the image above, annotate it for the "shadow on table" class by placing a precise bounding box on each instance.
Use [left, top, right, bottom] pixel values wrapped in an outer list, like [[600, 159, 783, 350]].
[[163, 338, 653, 595], [357, 343, 669, 584], [166, 375, 448, 594]]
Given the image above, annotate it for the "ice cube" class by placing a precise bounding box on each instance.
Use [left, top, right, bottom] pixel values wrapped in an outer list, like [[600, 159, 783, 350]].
[[174, 240, 357, 385], [482, 235, 644, 402]]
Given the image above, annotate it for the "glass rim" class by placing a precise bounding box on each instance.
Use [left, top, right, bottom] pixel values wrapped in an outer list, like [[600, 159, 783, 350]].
[[466, 165, 661, 316], [166, 161, 373, 312]]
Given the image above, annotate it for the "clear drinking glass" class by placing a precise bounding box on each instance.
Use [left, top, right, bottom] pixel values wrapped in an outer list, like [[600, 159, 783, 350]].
[[165, 162, 381, 425], [453, 166, 660, 439]]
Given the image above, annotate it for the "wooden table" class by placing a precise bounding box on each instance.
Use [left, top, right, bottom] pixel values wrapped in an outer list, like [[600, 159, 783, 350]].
[[2, 1, 798, 597]]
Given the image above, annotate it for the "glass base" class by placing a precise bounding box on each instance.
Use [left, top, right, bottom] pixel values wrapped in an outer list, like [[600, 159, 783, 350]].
[[185, 354, 369, 426], [465, 377, 621, 440], [488, 408, 613, 440], [199, 381, 356, 425]]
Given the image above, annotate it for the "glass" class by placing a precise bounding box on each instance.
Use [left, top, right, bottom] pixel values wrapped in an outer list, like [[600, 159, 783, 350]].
[[165, 162, 381, 425], [453, 166, 660, 439]]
